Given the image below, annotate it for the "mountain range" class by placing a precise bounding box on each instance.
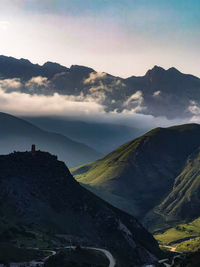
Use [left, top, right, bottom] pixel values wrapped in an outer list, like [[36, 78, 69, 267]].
[[72, 123, 200, 231], [0, 55, 200, 119], [0, 150, 160, 266], [0, 112, 101, 168], [23, 116, 142, 154]]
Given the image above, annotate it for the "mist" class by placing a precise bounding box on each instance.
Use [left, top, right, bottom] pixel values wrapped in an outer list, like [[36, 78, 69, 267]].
[[0, 80, 192, 132]]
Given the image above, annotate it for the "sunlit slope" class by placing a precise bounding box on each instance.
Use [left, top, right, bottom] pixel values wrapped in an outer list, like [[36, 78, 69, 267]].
[[155, 217, 200, 245], [72, 124, 200, 219], [155, 217, 200, 253], [155, 147, 200, 221]]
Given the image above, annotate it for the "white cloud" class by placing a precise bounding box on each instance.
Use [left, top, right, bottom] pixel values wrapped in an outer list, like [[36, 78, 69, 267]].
[[188, 101, 200, 123], [25, 76, 51, 93], [26, 76, 49, 87], [0, 78, 193, 132], [84, 72, 107, 84], [122, 91, 146, 113], [0, 78, 21, 90], [188, 100, 200, 115], [123, 91, 143, 106], [0, 88, 105, 116], [153, 90, 161, 97]]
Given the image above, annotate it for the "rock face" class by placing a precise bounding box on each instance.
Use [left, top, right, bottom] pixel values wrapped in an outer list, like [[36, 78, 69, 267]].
[[0, 150, 160, 266], [72, 123, 200, 229]]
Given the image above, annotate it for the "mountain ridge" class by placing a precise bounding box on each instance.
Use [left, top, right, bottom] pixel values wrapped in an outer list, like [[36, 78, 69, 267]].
[[72, 123, 200, 230], [0, 112, 102, 167], [1, 55, 200, 119], [0, 149, 160, 266]]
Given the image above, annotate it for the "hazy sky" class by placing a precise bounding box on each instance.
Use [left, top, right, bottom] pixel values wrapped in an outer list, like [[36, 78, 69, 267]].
[[0, 0, 199, 77]]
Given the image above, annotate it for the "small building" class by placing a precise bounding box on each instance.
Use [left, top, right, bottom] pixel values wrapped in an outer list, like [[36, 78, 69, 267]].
[[31, 144, 36, 153]]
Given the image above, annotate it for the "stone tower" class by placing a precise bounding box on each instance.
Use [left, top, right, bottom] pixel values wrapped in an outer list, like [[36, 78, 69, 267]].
[[31, 144, 36, 154]]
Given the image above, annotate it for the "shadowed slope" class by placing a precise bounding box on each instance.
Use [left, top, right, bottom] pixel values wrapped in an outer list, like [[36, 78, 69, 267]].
[[0, 112, 102, 167], [0, 150, 160, 266]]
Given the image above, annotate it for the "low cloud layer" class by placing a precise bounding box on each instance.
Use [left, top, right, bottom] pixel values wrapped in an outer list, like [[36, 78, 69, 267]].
[[0, 77, 196, 131], [0, 88, 105, 116]]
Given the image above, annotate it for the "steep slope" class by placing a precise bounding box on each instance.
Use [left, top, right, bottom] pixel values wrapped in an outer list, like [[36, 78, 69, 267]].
[[24, 116, 143, 153], [72, 124, 200, 220], [155, 147, 200, 222], [0, 150, 160, 266], [0, 112, 101, 167]]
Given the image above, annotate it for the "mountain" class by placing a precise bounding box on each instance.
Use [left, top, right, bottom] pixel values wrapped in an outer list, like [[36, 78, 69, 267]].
[[0, 150, 160, 266], [23, 116, 143, 154], [1, 55, 200, 119], [126, 66, 200, 118], [72, 123, 200, 229], [0, 56, 69, 79], [0, 112, 101, 167]]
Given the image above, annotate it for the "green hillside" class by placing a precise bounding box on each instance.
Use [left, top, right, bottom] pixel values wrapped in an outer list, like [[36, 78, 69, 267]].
[[155, 147, 200, 221], [155, 217, 200, 245], [155, 217, 200, 254], [72, 124, 200, 221]]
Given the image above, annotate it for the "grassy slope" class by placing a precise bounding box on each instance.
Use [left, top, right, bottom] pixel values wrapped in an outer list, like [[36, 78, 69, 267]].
[[72, 124, 200, 185], [175, 237, 200, 252], [155, 147, 200, 221], [72, 123, 200, 220], [154, 217, 200, 251]]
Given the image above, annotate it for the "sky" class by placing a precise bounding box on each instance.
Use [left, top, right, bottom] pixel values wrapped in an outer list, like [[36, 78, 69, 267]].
[[0, 0, 199, 77]]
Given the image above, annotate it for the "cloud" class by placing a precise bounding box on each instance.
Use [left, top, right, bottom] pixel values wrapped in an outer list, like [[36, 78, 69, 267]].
[[188, 100, 200, 123], [26, 76, 49, 87], [124, 91, 143, 105], [25, 76, 51, 93], [0, 78, 21, 90], [188, 100, 200, 115], [0, 77, 54, 94], [123, 91, 146, 112], [0, 88, 105, 116], [0, 78, 194, 132], [84, 72, 107, 84], [153, 90, 161, 97]]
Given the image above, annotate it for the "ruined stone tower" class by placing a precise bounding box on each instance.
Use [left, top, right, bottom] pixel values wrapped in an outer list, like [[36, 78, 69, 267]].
[[31, 144, 36, 154]]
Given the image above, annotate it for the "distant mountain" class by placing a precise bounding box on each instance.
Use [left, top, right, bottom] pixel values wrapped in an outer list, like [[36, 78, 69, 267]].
[[126, 66, 200, 118], [23, 116, 143, 154], [0, 150, 160, 266], [0, 55, 69, 79], [72, 124, 200, 230], [0, 112, 101, 167], [1, 55, 200, 119]]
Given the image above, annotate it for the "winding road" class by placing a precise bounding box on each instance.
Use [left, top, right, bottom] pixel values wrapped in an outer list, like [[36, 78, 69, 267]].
[[86, 247, 116, 267]]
